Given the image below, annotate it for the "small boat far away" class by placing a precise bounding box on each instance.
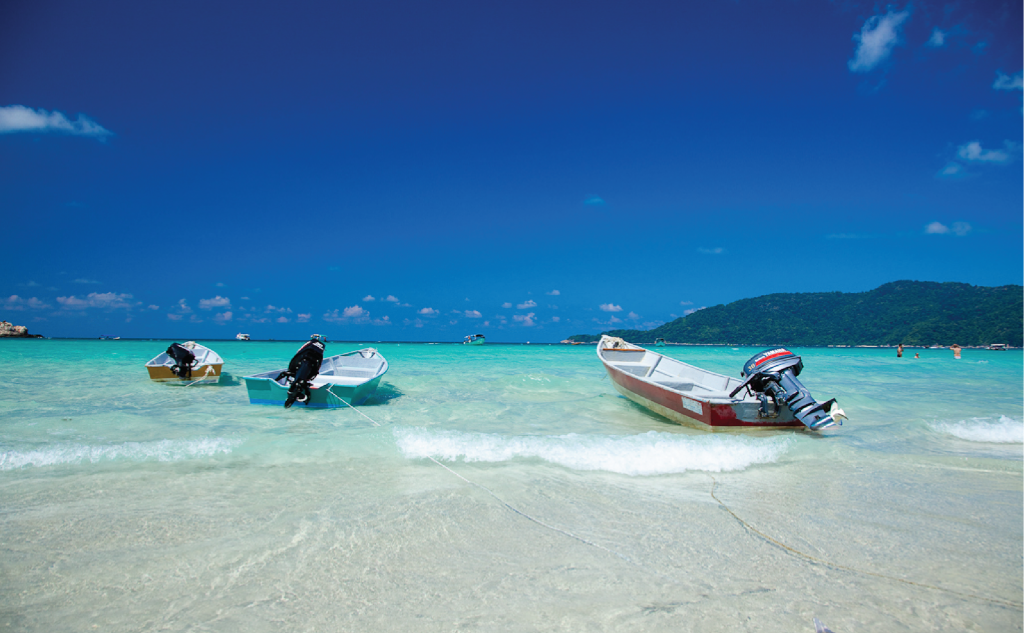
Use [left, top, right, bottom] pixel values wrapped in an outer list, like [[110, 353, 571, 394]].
[[145, 341, 224, 384], [236, 333, 251, 341], [655, 338, 666, 347], [597, 335, 846, 431], [463, 334, 485, 345], [243, 335, 387, 408], [986, 343, 1008, 351]]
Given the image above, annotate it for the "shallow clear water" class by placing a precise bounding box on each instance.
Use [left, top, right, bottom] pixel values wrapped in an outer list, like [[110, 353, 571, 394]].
[[1, 340, 1021, 632]]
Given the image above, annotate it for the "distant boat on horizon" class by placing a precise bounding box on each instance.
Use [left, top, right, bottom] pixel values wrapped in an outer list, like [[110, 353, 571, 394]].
[[463, 334, 485, 345], [236, 333, 251, 341]]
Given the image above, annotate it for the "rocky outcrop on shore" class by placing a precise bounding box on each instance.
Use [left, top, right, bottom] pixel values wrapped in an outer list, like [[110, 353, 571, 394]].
[[0, 320, 43, 338]]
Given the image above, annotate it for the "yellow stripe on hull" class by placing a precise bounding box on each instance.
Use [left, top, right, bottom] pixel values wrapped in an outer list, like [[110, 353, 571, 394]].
[[146, 364, 223, 382]]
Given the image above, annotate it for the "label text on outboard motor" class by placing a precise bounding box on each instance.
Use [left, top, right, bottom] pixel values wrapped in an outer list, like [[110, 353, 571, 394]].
[[754, 349, 792, 366]]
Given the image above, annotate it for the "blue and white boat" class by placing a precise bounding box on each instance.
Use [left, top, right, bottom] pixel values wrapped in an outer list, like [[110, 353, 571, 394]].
[[243, 347, 388, 408]]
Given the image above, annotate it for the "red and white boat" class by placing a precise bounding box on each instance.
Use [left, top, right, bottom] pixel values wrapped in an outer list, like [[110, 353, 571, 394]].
[[597, 336, 846, 431]]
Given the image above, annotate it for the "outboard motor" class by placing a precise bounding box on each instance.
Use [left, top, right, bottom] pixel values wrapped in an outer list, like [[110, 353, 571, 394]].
[[277, 335, 326, 408], [166, 343, 196, 379], [729, 348, 847, 430]]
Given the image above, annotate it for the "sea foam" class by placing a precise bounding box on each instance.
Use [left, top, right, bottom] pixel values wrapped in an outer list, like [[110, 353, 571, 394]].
[[0, 437, 243, 470], [930, 416, 1024, 444], [394, 427, 793, 475]]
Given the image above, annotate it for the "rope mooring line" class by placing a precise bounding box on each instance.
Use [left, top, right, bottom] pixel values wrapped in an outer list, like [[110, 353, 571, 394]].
[[708, 475, 1023, 610], [183, 365, 214, 387], [323, 385, 669, 576]]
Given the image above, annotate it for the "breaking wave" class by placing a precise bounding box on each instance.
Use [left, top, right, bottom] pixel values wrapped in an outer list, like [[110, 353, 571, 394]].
[[0, 437, 243, 470], [930, 416, 1024, 444], [394, 428, 793, 475]]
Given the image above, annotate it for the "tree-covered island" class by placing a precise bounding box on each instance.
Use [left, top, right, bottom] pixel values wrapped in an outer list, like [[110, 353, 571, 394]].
[[566, 281, 1022, 347]]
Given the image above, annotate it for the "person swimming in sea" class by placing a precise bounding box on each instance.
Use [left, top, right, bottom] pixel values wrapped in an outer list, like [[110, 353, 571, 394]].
[[951, 344, 961, 359], [897, 344, 903, 358]]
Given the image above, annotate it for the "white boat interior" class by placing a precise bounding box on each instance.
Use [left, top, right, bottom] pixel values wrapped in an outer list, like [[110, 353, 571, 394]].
[[599, 339, 751, 402], [145, 342, 223, 368], [248, 349, 388, 387]]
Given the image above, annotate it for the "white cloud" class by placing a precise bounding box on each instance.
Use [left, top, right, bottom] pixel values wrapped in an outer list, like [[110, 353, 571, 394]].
[[513, 312, 536, 326], [925, 221, 971, 236], [297, 313, 311, 323], [213, 311, 233, 323], [57, 292, 134, 310], [418, 307, 438, 316], [517, 300, 537, 309], [385, 295, 399, 302], [957, 140, 1015, 163], [0, 105, 112, 138], [177, 299, 192, 313], [680, 300, 694, 306], [698, 247, 724, 254], [684, 307, 706, 316], [951, 222, 971, 236], [363, 295, 376, 302], [848, 8, 910, 73], [501, 302, 512, 309], [264, 305, 292, 313], [937, 162, 964, 178], [926, 28, 946, 48], [599, 303, 622, 312], [147, 304, 159, 310], [627, 311, 640, 319], [372, 316, 391, 326], [343, 305, 368, 318], [993, 71, 1023, 91], [167, 313, 183, 321], [276, 316, 289, 323], [551, 316, 560, 323], [215, 282, 225, 287], [2, 295, 51, 311], [73, 278, 100, 284], [546, 290, 560, 296], [199, 295, 231, 310], [465, 310, 482, 318]]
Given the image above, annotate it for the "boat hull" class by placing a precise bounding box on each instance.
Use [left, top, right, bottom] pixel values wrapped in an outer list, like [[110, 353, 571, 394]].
[[146, 364, 223, 384], [604, 365, 801, 431], [243, 375, 383, 408]]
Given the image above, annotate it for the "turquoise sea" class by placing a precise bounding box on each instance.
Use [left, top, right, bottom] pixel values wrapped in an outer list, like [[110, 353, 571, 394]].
[[1, 339, 1021, 632]]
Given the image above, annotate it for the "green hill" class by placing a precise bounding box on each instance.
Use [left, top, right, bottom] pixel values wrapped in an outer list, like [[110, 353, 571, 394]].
[[567, 281, 1023, 347]]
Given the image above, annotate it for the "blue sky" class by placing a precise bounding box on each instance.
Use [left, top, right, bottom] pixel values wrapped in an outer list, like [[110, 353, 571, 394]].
[[1, 0, 1020, 342]]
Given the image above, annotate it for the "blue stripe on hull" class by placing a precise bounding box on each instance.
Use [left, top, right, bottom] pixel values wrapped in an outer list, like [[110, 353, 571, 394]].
[[247, 398, 343, 408]]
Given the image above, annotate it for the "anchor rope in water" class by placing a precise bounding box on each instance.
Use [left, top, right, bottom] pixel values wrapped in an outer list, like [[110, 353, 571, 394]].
[[708, 475, 1023, 610], [183, 365, 214, 387], [323, 385, 665, 575]]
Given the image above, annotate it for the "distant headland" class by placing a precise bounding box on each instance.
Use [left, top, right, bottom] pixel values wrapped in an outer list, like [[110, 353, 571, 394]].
[[0, 320, 44, 338], [565, 280, 1023, 347]]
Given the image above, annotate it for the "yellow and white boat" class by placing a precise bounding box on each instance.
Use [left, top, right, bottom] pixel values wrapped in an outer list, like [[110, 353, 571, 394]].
[[145, 341, 224, 384]]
